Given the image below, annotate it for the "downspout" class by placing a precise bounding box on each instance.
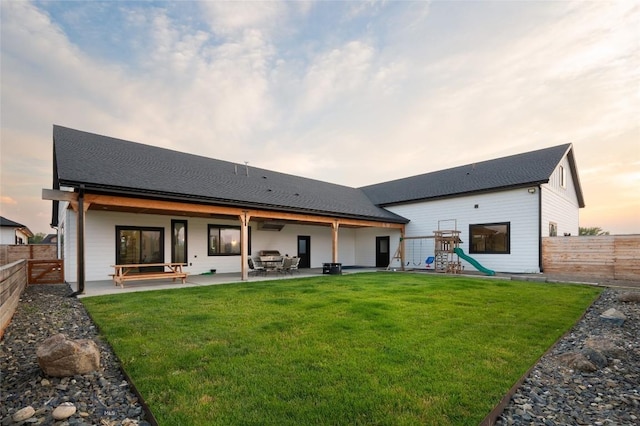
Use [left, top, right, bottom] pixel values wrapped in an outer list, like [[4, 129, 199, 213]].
[[537, 185, 543, 273], [69, 185, 85, 297]]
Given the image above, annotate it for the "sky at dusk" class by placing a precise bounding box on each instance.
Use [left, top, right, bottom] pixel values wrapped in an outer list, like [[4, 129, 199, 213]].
[[1, 0, 638, 236]]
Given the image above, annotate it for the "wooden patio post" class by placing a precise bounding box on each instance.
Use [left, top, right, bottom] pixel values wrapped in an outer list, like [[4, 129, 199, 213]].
[[332, 221, 339, 263], [400, 227, 406, 271], [240, 211, 250, 281]]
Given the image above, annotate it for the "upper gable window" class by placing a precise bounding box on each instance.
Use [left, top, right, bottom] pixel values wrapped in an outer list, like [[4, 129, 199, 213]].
[[560, 165, 567, 189]]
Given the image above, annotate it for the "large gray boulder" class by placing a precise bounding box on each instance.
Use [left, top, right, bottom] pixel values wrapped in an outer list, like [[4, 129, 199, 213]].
[[36, 333, 100, 377]]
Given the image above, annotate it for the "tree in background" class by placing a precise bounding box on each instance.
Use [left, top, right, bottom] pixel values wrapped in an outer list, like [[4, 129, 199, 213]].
[[579, 227, 610, 236], [28, 232, 47, 244]]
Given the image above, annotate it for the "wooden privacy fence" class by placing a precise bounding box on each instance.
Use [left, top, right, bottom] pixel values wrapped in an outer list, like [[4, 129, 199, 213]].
[[28, 259, 64, 284], [0, 260, 27, 339], [0, 244, 57, 266], [542, 235, 640, 281]]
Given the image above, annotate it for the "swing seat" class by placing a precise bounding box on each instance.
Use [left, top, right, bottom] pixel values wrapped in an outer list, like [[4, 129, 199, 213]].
[[425, 256, 435, 267]]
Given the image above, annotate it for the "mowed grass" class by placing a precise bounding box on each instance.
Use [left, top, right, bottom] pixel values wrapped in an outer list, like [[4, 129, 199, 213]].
[[82, 273, 601, 425]]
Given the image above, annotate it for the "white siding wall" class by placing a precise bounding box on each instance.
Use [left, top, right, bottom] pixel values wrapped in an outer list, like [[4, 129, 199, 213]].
[[386, 188, 541, 273], [541, 156, 580, 237], [62, 210, 378, 282], [353, 227, 403, 267], [0, 228, 16, 244]]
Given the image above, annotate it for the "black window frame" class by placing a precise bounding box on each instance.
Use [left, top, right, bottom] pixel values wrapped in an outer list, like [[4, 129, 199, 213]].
[[469, 222, 510, 254], [171, 219, 188, 265], [115, 226, 165, 266], [207, 224, 251, 256]]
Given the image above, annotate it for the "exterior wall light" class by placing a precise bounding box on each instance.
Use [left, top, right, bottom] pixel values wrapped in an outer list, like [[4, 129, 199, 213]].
[[528, 188, 536, 194]]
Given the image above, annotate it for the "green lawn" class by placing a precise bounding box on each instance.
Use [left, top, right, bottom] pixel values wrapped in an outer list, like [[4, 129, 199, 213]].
[[82, 273, 601, 425]]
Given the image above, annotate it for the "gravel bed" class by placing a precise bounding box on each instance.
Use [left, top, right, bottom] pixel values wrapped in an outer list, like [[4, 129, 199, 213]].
[[1, 282, 638, 425], [495, 286, 640, 425], [1, 284, 150, 426]]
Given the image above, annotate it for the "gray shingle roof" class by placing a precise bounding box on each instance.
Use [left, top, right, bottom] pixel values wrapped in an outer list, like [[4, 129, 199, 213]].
[[360, 144, 585, 207], [0, 216, 26, 228], [53, 125, 408, 223]]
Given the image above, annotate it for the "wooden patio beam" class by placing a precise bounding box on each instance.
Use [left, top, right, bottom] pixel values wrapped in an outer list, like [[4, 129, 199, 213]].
[[81, 193, 405, 229]]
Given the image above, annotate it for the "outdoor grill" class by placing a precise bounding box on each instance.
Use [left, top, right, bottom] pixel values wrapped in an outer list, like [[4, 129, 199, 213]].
[[258, 250, 282, 262]]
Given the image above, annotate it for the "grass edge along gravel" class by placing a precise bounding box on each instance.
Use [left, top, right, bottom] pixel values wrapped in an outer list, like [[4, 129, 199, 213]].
[[82, 273, 601, 426]]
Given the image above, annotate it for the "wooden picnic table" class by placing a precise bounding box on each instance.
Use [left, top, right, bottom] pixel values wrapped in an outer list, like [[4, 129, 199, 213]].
[[110, 263, 188, 288]]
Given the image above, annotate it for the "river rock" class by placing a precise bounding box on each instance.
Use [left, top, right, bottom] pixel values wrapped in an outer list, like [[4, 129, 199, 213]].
[[12, 406, 35, 422], [52, 402, 77, 420], [36, 333, 100, 377]]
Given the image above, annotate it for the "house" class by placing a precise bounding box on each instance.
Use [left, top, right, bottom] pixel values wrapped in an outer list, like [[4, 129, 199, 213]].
[[0, 216, 34, 245], [46, 125, 584, 287]]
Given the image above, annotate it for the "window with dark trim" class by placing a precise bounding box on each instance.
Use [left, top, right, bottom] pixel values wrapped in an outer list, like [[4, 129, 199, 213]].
[[207, 225, 250, 256], [116, 226, 164, 270], [549, 222, 558, 237], [171, 220, 188, 264], [469, 222, 510, 254]]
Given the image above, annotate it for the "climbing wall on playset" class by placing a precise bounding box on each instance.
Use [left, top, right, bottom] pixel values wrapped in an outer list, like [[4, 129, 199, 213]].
[[433, 220, 462, 274]]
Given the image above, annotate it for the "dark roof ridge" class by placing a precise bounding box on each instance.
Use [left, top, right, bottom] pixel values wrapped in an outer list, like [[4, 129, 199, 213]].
[[361, 143, 572, 188], [360, 143, 584, 207]]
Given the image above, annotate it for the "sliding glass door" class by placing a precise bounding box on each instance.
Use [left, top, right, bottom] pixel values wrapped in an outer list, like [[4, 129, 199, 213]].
[[116, 226, 164, 272]]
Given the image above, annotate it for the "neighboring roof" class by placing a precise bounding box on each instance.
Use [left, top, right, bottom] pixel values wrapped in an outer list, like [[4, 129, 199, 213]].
[[52, 125, 408, 224], [0, 216, 25, 228], [41, 234, 57, 244], [0, 216, 34, 237], [360, 144, 585, 208]]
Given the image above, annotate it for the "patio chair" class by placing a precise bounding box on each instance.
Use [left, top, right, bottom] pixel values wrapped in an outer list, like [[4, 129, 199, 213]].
[[248, 257, 266, 276], [279, 257, 293, 274], [289, 256, 301, 273]]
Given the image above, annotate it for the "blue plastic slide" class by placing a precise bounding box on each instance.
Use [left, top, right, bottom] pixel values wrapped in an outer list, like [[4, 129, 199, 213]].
[[453, 248, 495, 276]]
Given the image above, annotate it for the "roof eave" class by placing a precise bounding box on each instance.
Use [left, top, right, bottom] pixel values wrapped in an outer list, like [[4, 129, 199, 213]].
[[375, 181, 549, 207], [58, 180, 409, 225]]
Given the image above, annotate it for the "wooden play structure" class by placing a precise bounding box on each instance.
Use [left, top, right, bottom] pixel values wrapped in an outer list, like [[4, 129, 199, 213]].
[[387, 219, 463, 274], [433, 229, 462, 273]]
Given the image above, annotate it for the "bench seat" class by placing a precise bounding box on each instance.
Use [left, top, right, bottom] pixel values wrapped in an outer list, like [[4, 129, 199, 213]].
[[112, 271, 188, 288]]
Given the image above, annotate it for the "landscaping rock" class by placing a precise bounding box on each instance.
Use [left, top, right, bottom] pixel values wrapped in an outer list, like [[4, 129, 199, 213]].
[[584, 337, 625, 359], [557, 352, 597, 372], [581, 347, 608, 369], [52, 402, 77, 420], [1, 284, 150, 425], [599, 308, 626, 325], [496, 288, 640, 426], [618, 292, 640, 303], [12, 405, 35, 422], [36, 333, 100, 377]]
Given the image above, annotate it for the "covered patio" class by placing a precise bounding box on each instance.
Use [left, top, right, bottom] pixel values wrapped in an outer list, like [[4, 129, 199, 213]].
[[76, 267, 381, 298]]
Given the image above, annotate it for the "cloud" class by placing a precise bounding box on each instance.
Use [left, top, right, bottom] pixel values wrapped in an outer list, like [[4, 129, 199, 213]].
[[0, 0, 638, 235], [200, 0, 289, 38]]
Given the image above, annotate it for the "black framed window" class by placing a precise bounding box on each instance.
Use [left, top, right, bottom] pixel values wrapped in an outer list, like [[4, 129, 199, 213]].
[[116, 226, 164, 266], [469, 222, 510, 254], [171, 220, 188, 264], [208, 225, 250, 256]]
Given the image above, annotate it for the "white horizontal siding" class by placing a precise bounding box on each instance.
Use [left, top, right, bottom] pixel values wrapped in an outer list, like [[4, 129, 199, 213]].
[[541, 186, 580, 237], [386, 188, 541, 273], [541, 155, 581, 237], [353, 227, 402, 267], [64, 210, 372, 282]]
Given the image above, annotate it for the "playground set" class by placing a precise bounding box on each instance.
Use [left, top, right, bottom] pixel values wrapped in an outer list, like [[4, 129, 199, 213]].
[[388, 219, 495, 276]]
